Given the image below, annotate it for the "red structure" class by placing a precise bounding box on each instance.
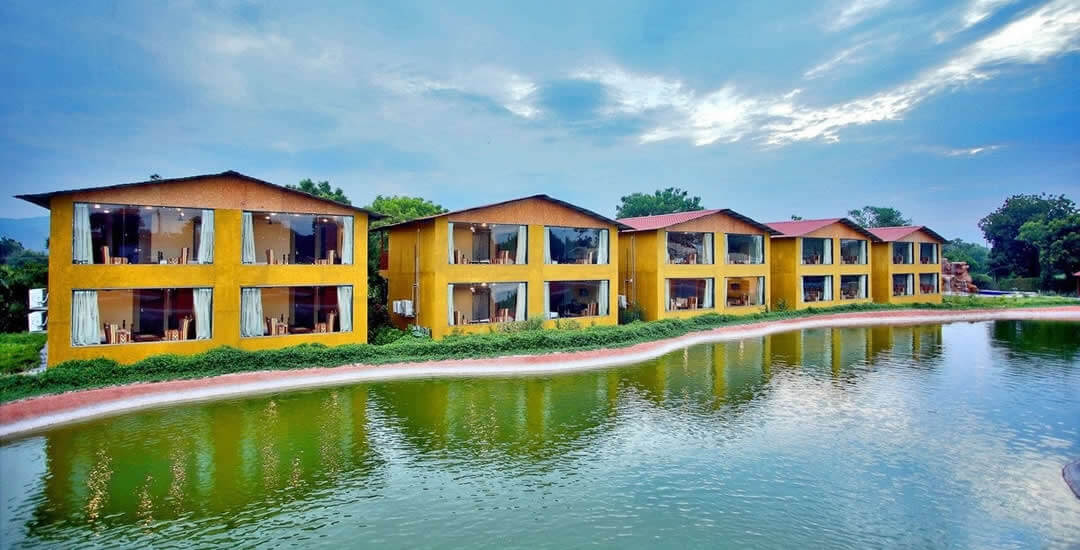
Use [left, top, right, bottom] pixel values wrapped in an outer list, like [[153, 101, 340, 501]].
[[942, 259, 978, 294]]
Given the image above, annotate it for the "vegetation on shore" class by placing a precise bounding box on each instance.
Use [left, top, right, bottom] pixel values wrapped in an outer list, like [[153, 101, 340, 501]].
[[0, 296, 1074, 404], [0, 333, 46, 375]]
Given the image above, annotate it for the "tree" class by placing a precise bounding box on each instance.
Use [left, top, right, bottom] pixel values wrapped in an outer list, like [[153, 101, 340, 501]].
[[979, 194, 1076, 278], [0, 238, 48, 333], [942, 239, 990, 275], [367, 195, 448, 229], [847, 206, 912, 228], [287, 178, 351, 205], [1017, 212, 1080, 286], [616, 188, 702, 218]]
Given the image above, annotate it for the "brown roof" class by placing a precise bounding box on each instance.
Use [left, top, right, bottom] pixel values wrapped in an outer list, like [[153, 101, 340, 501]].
[[867, 225, 946, 243], [765, 218, 882, 241], [14, 170, 385, 219], [618, 209, 779, 235], [373, 194, 631, 231]]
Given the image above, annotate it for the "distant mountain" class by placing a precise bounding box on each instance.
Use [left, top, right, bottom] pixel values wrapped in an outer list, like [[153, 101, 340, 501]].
[[0, 217, 50, 251]]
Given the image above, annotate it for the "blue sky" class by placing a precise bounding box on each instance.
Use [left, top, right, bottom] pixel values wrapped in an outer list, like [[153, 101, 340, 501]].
[[3, 0, 1079, 242]]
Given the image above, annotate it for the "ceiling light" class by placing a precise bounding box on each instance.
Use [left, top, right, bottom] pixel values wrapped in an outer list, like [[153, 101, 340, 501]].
[[94, 204, 101, 209]]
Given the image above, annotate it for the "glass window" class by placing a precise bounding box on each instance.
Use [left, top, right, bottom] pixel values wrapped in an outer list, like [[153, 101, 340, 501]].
[[667, 232, 713, 264], [448, 282, 526, 325], [725, 277, 765, 307], [893, 274, 915, 296], [75, 203, 210, 264], [449, 223, 527, 264], [920, 243, 938, 264], [545, 227, 609, 264], [545, 280, 608, 319], [919, 273, 939, 294], [893, 242, 914, 264], [241, 285, 351, 336], [840, 274, 868, 300], [72, 287, 212, 345], [726, 234, 764, 264], [839, 239, 867, 265], [802, 275, 833, 302], [665, 278, 714, 311], [246, 212, 351, 265], [801, 238, 832, 264]]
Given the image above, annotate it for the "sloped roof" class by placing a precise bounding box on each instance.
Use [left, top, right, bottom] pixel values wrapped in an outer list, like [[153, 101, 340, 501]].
[[618, 209, 778, 235], [374, 194, 631, 231], [14, 170, 385, 218], [765, 217, 882, 241], [867, 225, 946, 243]]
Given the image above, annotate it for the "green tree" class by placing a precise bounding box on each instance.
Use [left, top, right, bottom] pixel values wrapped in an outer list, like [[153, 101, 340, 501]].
[[979, 194, 1076, 278], [616, 188, 703, 218], [942, 238, 990, 275], [287, 178, 352, 205], [847, 206, 912, 228], [367, 195, 447, 229], [1017, 212, 1080, 286], [0, 238, 48, 333]]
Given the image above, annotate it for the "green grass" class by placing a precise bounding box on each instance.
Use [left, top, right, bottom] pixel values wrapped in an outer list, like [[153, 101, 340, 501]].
[[0, 296, 1075, 404], [0, 333, 46, 375]]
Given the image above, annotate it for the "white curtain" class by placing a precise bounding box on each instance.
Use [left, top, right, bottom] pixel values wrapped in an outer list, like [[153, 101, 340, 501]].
[[751, 235, 764, 264], [516, 226, 528, 264], [665, 232, 672, 264], [702, 233, 714, 264], [447, 222, 455, 263], [543, 228, 552, 263], [599, 280, 610, 316], [73, 203, 93, 264], [193, 288, 212, 339], [858, 275, 867, 299], [242, 212, 256, 264], [703, 278, 714, 309], [858, 241, 867, 264], [71, 290, 100, 345], [664, 279, 671, 311], [756, 277, 766, 305], [341, 216, 354, 265], [597, 230, 609, 264], [337, 286, 352, 332], [448, 284, 456, 325], [906, 274, 914, 295], [543, 282, 552, 318], [823, 276, 834, 301], [515, 282, 527, 321], [822, 239, 833, 264], [240, 288, 264, 337], [197, 210, 215, 264]]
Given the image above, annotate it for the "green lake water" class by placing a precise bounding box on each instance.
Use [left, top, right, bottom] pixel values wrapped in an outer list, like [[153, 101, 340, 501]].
[[2, 320, 1079, 548]]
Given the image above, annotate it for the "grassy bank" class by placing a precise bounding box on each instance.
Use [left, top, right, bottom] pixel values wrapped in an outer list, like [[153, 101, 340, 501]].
[[0, 296, 1075, 404], [0, 333, 46, 375]]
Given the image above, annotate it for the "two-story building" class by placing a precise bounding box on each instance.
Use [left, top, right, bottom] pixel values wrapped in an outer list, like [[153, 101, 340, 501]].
[[377, 195, 626, 339], [765, 218, 882, 310], [16, 171, 380, 366], [617, 209, 778, 321], [868, 226, 946, 304]]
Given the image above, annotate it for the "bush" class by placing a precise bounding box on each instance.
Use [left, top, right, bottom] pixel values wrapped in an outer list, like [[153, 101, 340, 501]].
[[554, 318, 581, 331], [619, 303, 646, 324], [371, 325, 408, 345], [970, 273, 996, 290], [774, 298, 789, 312], [997, 277, 1040, 292]]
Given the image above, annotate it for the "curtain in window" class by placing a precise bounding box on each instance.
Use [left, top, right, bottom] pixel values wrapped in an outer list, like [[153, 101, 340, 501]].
[[543, 282, 552, 318], [543, 228, 552, 264], [906, 274, 914, 295], [751, 235, 764, 264], [242, 212, 256, 264], [858, 241, 867, 264], [703, 278, 714, 309], [196, 210, 215, 264], [823, 276, 833, 301], [822, 239, 833, 264], [858, 275, 867, 299], [447, 222, 455, 263], [448, 284, 456, 325], [664, 280, 672, 311], [71, 290, 100, 345], [598, 280, 610, 316], [515, 226, 528, 264], [337, 286, 352, 332], [515, 282, 527, 321], [756, 277, 766, 305], [702, 233, 714, 264], [598, 230, 609, 264], [341, 216, 354, 265], [193, 288, 212, 339], [73, 203, 93, 264], [240, 288, 264, 337]]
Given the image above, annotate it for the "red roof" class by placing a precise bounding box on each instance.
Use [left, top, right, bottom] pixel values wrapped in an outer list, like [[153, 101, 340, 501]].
[[617, 209, 777, 234], [765, 218, 882, 241], [867, 225, 946, 243]]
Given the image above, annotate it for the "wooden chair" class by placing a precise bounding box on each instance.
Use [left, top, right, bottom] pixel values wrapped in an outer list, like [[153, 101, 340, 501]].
[[180, 317, 191, 340], [101, 246, 111, 265], [327, 311, 337, 332]]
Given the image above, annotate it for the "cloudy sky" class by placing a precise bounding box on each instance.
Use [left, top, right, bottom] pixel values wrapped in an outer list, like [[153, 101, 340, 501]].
[[3, 0, 1079, 241]]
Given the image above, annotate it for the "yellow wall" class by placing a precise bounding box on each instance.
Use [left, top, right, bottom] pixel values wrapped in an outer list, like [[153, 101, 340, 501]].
[[384, 197, 619, 339], [871, 229, 944, 304], [45, 175, 370, 366], [618, 212, 773, 321], [768, 222, 875, 310]]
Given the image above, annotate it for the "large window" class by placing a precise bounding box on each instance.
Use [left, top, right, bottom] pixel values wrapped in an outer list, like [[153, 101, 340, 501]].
[[448, 222, 527, 264], [240, 285, 352, 337], [545, 280, 609, 319], [725, 277, 765, 307], [840, 274, 868, 300], [726, 234, 764, 264], [545, 227, 609, 264], [667, 232, 713, 264], [243, 212, 353, 265], [801, 238, 832, 265], [73, 203, 213, 265], [839, 239, 867, 265], [919, 273, 939, 294], [893, 242, 914, 264], [665, 278, 714, 311], [448, 282, 526, 325], [920, 243, 938, 264], [70, 287, 213, 346], [893, 274, 914, 296], [802, 275, 833, 302]]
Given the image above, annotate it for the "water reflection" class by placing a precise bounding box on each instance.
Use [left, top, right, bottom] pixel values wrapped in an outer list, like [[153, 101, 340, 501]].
[[992, 320, 1079, 360]]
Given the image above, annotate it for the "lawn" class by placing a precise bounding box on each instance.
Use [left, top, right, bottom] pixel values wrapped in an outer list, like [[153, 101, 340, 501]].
[[0, 332, 46, 375]]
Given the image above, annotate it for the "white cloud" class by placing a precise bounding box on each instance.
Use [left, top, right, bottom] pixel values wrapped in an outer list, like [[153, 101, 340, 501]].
[[935, 0, 1019, 42], [830, 0, 892, 30], [803, 42, 870, 79], [377, 68, 540, 119], [941, 145, 1002, 156]]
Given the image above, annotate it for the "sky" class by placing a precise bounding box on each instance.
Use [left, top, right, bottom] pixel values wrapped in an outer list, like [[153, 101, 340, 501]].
[[2, 0, 1079, 243]]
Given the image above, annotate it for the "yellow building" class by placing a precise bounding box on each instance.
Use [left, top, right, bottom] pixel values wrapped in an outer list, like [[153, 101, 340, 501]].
[[765, 218, 881, 310], [617, 209, 778, 321], [377, 195, 625, 339], [16, 171, 380, 366], [868, 225, 946, 304]]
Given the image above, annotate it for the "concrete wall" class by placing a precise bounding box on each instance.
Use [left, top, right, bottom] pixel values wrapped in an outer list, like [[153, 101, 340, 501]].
[[871, 229, 944, 305]]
